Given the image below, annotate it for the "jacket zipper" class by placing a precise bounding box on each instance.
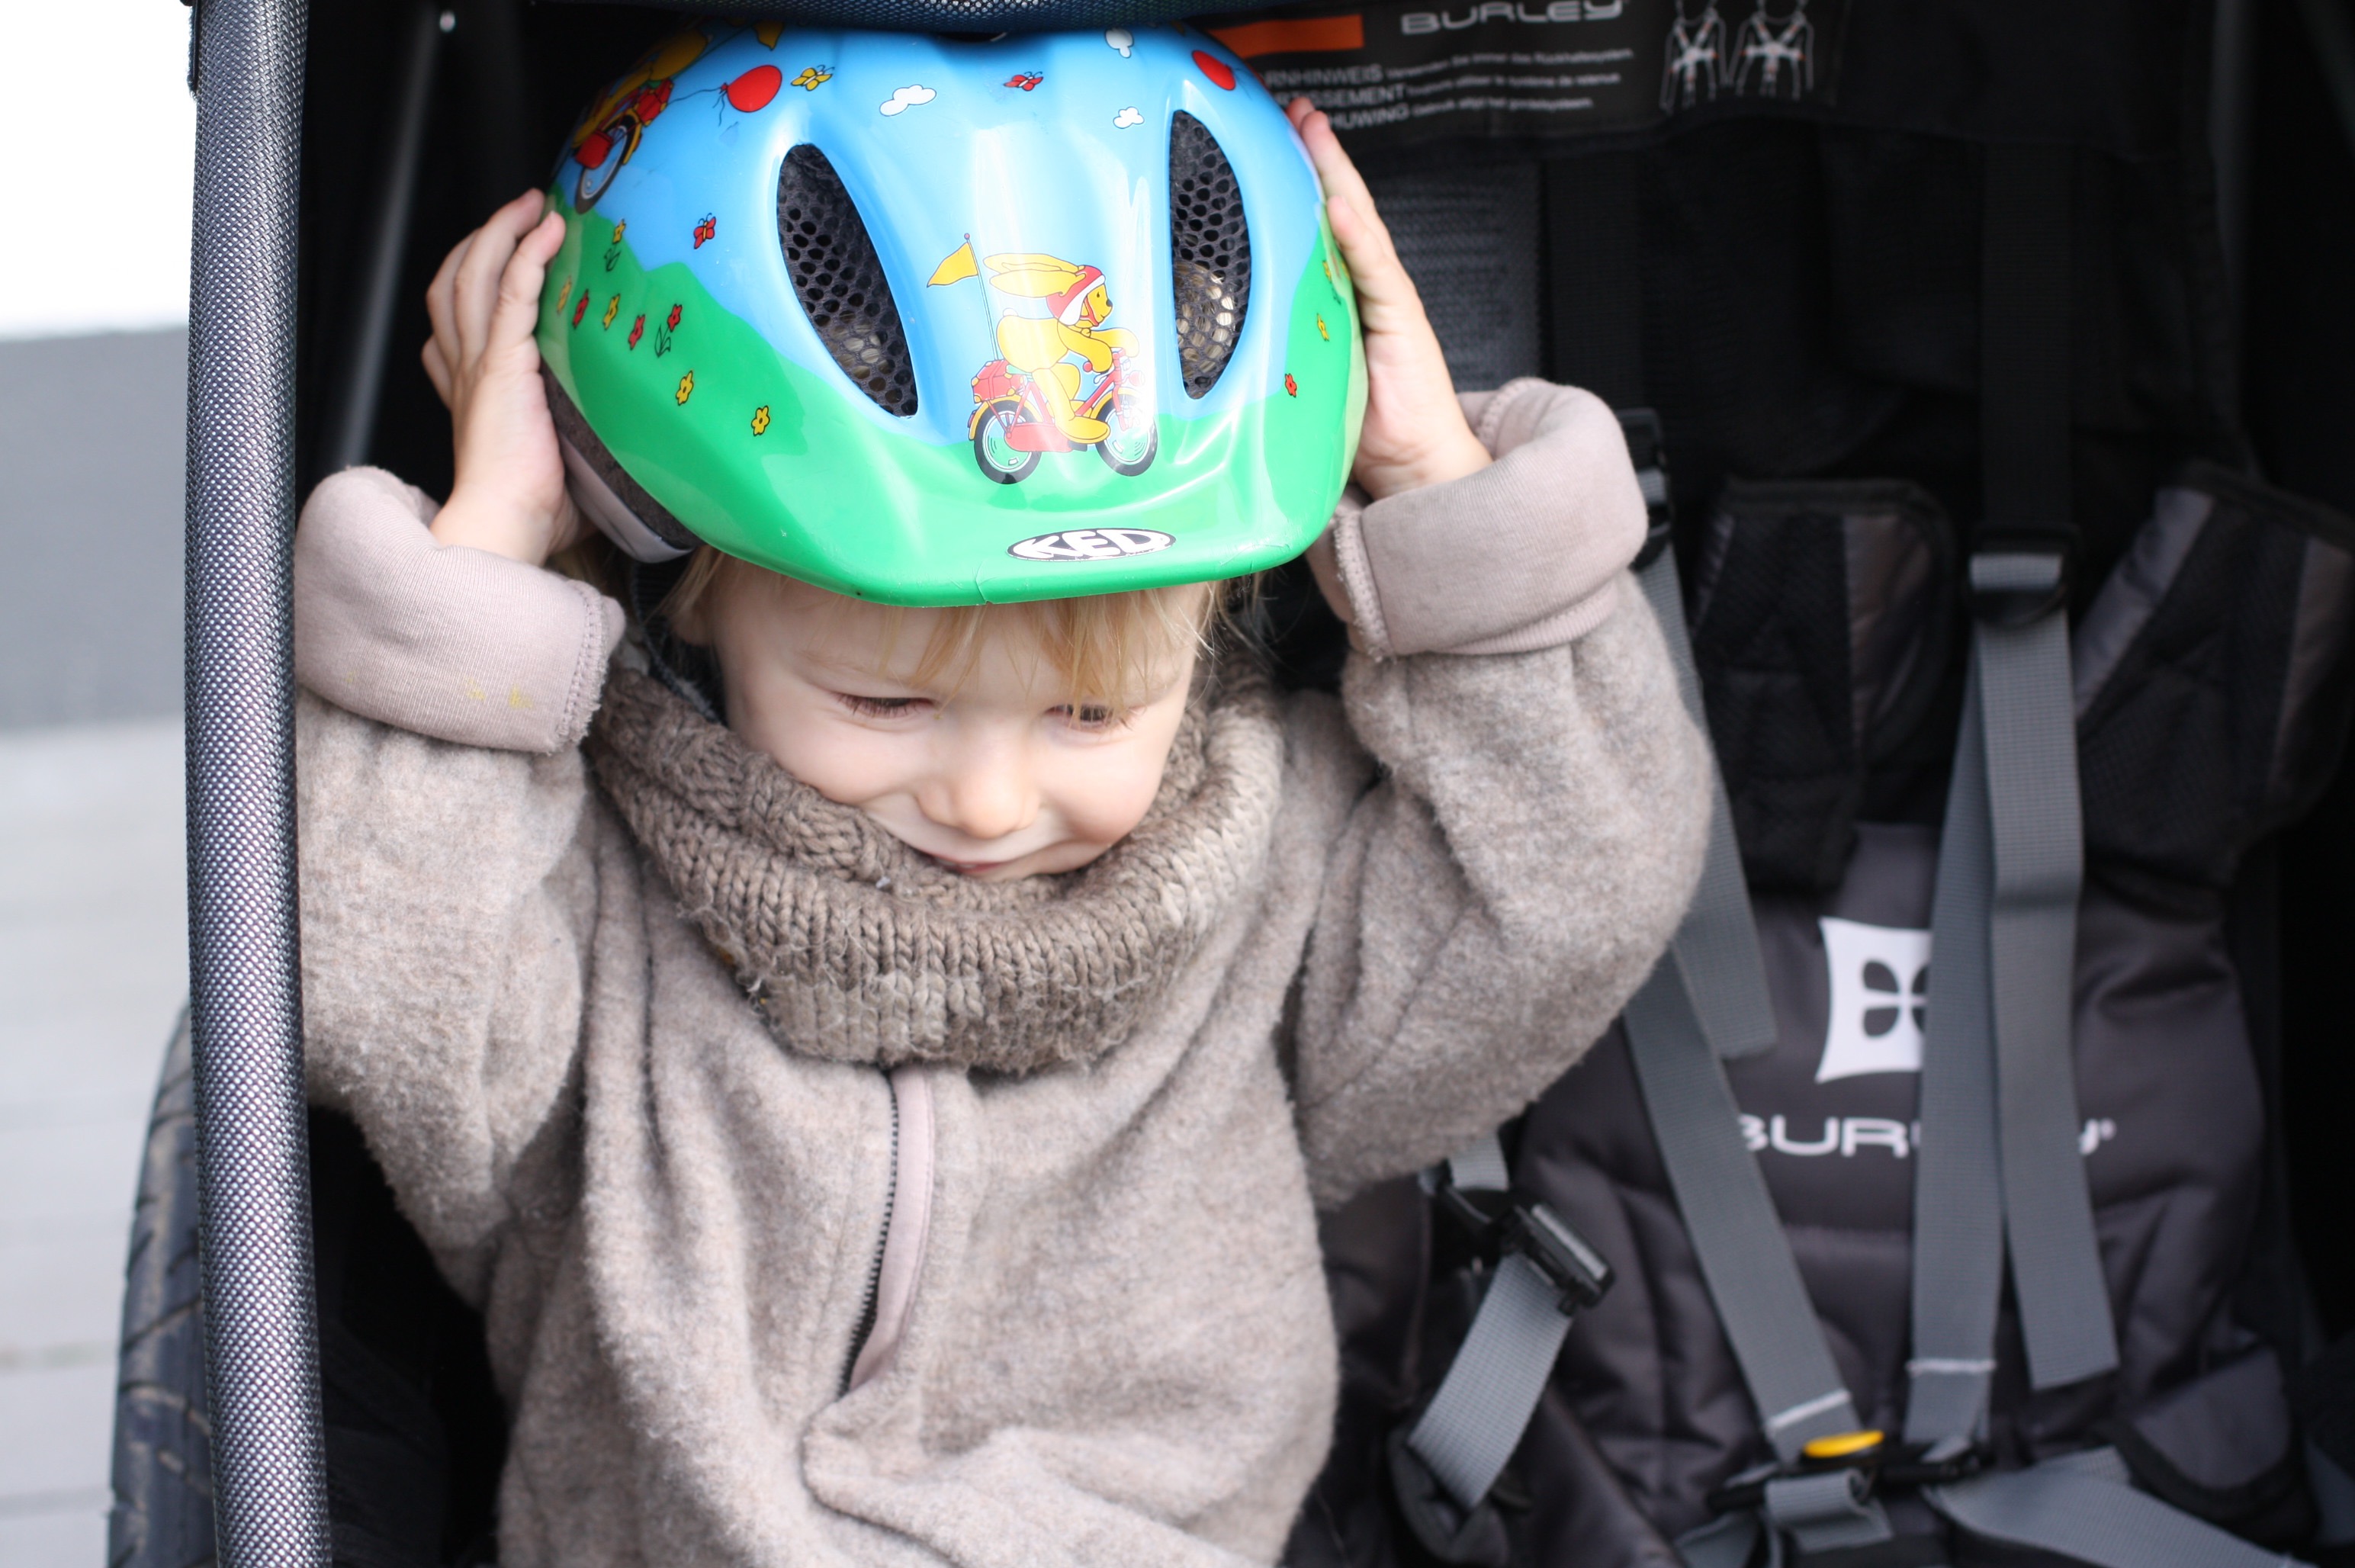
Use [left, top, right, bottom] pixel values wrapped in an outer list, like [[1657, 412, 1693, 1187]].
[[839, 1067, 938, 1396], [839, 1068, 899, 1396]]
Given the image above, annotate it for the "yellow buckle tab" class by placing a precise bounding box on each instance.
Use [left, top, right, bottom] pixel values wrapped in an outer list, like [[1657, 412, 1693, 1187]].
[[1802, 1429, 1886, 1462]]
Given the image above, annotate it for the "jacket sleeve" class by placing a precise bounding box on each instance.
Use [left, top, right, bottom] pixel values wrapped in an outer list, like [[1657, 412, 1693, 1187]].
[[293, 468, 626, 1300], [1290, 380, 1711, 1207]]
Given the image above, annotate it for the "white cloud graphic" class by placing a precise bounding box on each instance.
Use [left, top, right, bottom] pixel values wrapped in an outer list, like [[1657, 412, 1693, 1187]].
[[1112, 105, 1144, 129], [1104, 27, 1135, 56], [880, 84, 936, 117]]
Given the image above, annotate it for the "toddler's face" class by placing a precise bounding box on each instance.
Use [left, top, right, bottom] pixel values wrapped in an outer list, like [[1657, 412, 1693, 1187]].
[[685, 572, 1199, 882]]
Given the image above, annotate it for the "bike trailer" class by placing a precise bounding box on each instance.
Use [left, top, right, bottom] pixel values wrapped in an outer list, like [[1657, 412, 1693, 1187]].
[[120, 0, 2355, 1565], [1244, 0, 2355, 1563]]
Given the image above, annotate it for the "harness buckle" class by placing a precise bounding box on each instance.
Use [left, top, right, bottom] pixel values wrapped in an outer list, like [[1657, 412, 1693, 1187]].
[[1429, 1166, 1614, 1316], [1704, 1433, 1987, 1516]]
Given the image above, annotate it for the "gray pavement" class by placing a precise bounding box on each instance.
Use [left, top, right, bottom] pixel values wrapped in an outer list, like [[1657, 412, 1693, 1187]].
[[0, 328, 190, 1563], [0, 719, 185, 1563]]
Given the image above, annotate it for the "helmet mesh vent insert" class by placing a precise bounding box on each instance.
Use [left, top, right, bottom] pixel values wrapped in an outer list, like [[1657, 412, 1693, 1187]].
[[777, 144, 918, 416], [1170, 112, 1251, 399]]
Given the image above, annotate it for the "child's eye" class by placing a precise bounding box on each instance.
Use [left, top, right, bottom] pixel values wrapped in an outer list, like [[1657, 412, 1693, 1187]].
[[1051, 702, 1123, 731], [837, 693, 927, 719]]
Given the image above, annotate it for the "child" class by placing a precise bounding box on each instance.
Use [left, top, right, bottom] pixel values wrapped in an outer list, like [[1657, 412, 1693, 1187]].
[[291, 27, 1708, 1568]]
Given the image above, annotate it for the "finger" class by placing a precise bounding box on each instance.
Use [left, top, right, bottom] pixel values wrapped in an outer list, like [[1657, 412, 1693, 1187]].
[[1298, 111, 1402, 287], [424, 227, 476, 376], [451, 194, 546, 357], [1285, 93, 1316, 132], [1297, 108, 1395, 259], [1299, 116, 1428, 339], [421, 336, 453, 407], [487, 211, 567, 361]]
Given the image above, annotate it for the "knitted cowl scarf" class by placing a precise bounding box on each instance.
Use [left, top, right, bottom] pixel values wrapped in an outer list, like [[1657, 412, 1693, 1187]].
[[586, 657, 1287, 1075]]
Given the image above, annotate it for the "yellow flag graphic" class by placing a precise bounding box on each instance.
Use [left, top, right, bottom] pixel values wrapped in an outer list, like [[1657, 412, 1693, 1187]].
[[928, 239, 979, 288]]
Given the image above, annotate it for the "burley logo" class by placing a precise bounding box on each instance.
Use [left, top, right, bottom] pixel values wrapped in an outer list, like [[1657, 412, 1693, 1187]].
[[1816, 917, 1929, 1083], [1007, 528, 1174, 561], [1735, 914, 2121, 1162], [1197, 0, 1846, 151]]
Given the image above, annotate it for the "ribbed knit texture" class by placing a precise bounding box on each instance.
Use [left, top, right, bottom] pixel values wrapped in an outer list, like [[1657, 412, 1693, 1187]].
[[587, 660, 1284, 1074]]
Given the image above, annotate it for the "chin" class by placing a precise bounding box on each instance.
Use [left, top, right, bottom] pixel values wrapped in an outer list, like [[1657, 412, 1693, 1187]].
[[963, 843, 1111, 881]]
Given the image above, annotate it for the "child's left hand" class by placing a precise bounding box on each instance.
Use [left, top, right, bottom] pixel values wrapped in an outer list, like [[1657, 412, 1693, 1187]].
[[1287, 97, 1490, 503]]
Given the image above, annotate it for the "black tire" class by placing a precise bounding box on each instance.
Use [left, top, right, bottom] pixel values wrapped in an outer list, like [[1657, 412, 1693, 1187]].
[[972, 402, 1041, 484], [104, 1018, 509, 1568], [108, 1011, 217, 1568]]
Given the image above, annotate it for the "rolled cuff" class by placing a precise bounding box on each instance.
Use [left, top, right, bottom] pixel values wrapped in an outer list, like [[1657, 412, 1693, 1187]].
[[294, 468, 624, 753], [1325, 378, 1647, 659]]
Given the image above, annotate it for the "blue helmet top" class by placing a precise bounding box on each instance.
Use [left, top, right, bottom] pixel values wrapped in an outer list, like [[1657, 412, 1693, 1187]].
[[538, 21, 1365, 605]]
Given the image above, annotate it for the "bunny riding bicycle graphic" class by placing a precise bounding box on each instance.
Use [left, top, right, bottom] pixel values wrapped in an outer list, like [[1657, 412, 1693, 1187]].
[[929, 240, 1159, 484]]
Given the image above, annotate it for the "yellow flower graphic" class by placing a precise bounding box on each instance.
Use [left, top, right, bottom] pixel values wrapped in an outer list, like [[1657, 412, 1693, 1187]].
[[676, 370, 696, 406], [750, 405, 772, 435], [602, 295, 621, 329], [556, 279, 573, 313], [610, 220, 627, 245], [1316, 313, 1329, 341]]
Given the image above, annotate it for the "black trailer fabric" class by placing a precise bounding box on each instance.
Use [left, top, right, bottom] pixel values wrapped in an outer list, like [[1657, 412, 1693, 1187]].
[[1200, 0, 2244, 599], [1291, 473, 2355, 1568], [1261, 0, 2355, 1563]]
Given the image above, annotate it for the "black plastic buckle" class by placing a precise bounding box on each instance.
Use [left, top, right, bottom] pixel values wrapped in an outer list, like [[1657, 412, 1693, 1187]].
[[1430, 1168, 1614, 1316], [1876, 1440, 1987, 1490], [1966, 548, 2069, 628], [1617, 407, 1675, 570], [1704, 1437, 1986, 1517]]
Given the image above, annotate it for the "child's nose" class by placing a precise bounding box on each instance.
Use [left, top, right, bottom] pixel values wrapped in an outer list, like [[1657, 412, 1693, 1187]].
[[923, 749, 1038, 844]]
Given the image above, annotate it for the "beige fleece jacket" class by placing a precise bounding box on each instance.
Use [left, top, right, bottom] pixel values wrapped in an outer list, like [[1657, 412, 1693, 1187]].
[[292, 379, 1709, 1568]]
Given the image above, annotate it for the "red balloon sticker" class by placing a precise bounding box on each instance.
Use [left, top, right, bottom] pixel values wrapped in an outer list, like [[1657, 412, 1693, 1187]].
[[726, 64, 784, 113], [1192, 50, 1236, 91]]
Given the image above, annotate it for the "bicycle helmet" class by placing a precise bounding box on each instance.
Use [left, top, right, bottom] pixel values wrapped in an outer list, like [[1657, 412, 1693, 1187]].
[[537, 21, 1364, 606]]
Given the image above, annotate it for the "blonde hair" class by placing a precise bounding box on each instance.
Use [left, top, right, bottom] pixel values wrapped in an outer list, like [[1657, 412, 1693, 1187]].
[[640, 544, 1255, 715]]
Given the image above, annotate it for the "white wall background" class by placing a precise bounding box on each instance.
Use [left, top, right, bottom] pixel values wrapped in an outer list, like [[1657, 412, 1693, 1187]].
[[0, 0, 197, 340]]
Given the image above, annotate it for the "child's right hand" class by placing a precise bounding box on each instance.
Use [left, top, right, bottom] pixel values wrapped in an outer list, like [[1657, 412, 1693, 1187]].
[[421, 190, 584, 567]]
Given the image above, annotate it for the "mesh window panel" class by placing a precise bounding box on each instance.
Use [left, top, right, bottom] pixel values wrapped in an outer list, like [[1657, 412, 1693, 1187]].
[[777, 144, 918, 416], [1170, 113, 1251, 398]]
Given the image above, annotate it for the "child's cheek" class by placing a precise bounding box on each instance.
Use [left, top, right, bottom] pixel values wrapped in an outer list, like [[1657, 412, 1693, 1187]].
[[1055, 719, 1186, 850]]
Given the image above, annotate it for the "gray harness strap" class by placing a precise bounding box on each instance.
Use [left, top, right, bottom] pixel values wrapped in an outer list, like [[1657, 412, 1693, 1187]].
[[1404, 1251, 1576, 1511], [1904, 554, 2121, 1443], [1929, 1449, 2305, 1568], [1624, 547, 1875, 1470], [1971, 554, 2119, 1391], [1635, 546, 1780, 1063], [1394, 1129, 1620, 1506], [1402, 1133, 1569, 1512], [1904, 655, 2006, 1444], [1622, 966, 1872, 1466]]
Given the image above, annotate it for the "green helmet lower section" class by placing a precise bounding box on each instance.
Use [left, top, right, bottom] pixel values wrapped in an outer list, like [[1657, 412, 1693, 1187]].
[[538, 206, 1364, 607]]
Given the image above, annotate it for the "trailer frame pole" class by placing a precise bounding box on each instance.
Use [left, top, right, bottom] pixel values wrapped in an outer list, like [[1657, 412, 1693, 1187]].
[[183, 0, 333, 1562]]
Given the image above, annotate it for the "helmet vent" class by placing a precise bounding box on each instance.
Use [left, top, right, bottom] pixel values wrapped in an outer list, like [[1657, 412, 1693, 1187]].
[[777, 143, 918, 417], [1169, 112, 1251, 399]]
